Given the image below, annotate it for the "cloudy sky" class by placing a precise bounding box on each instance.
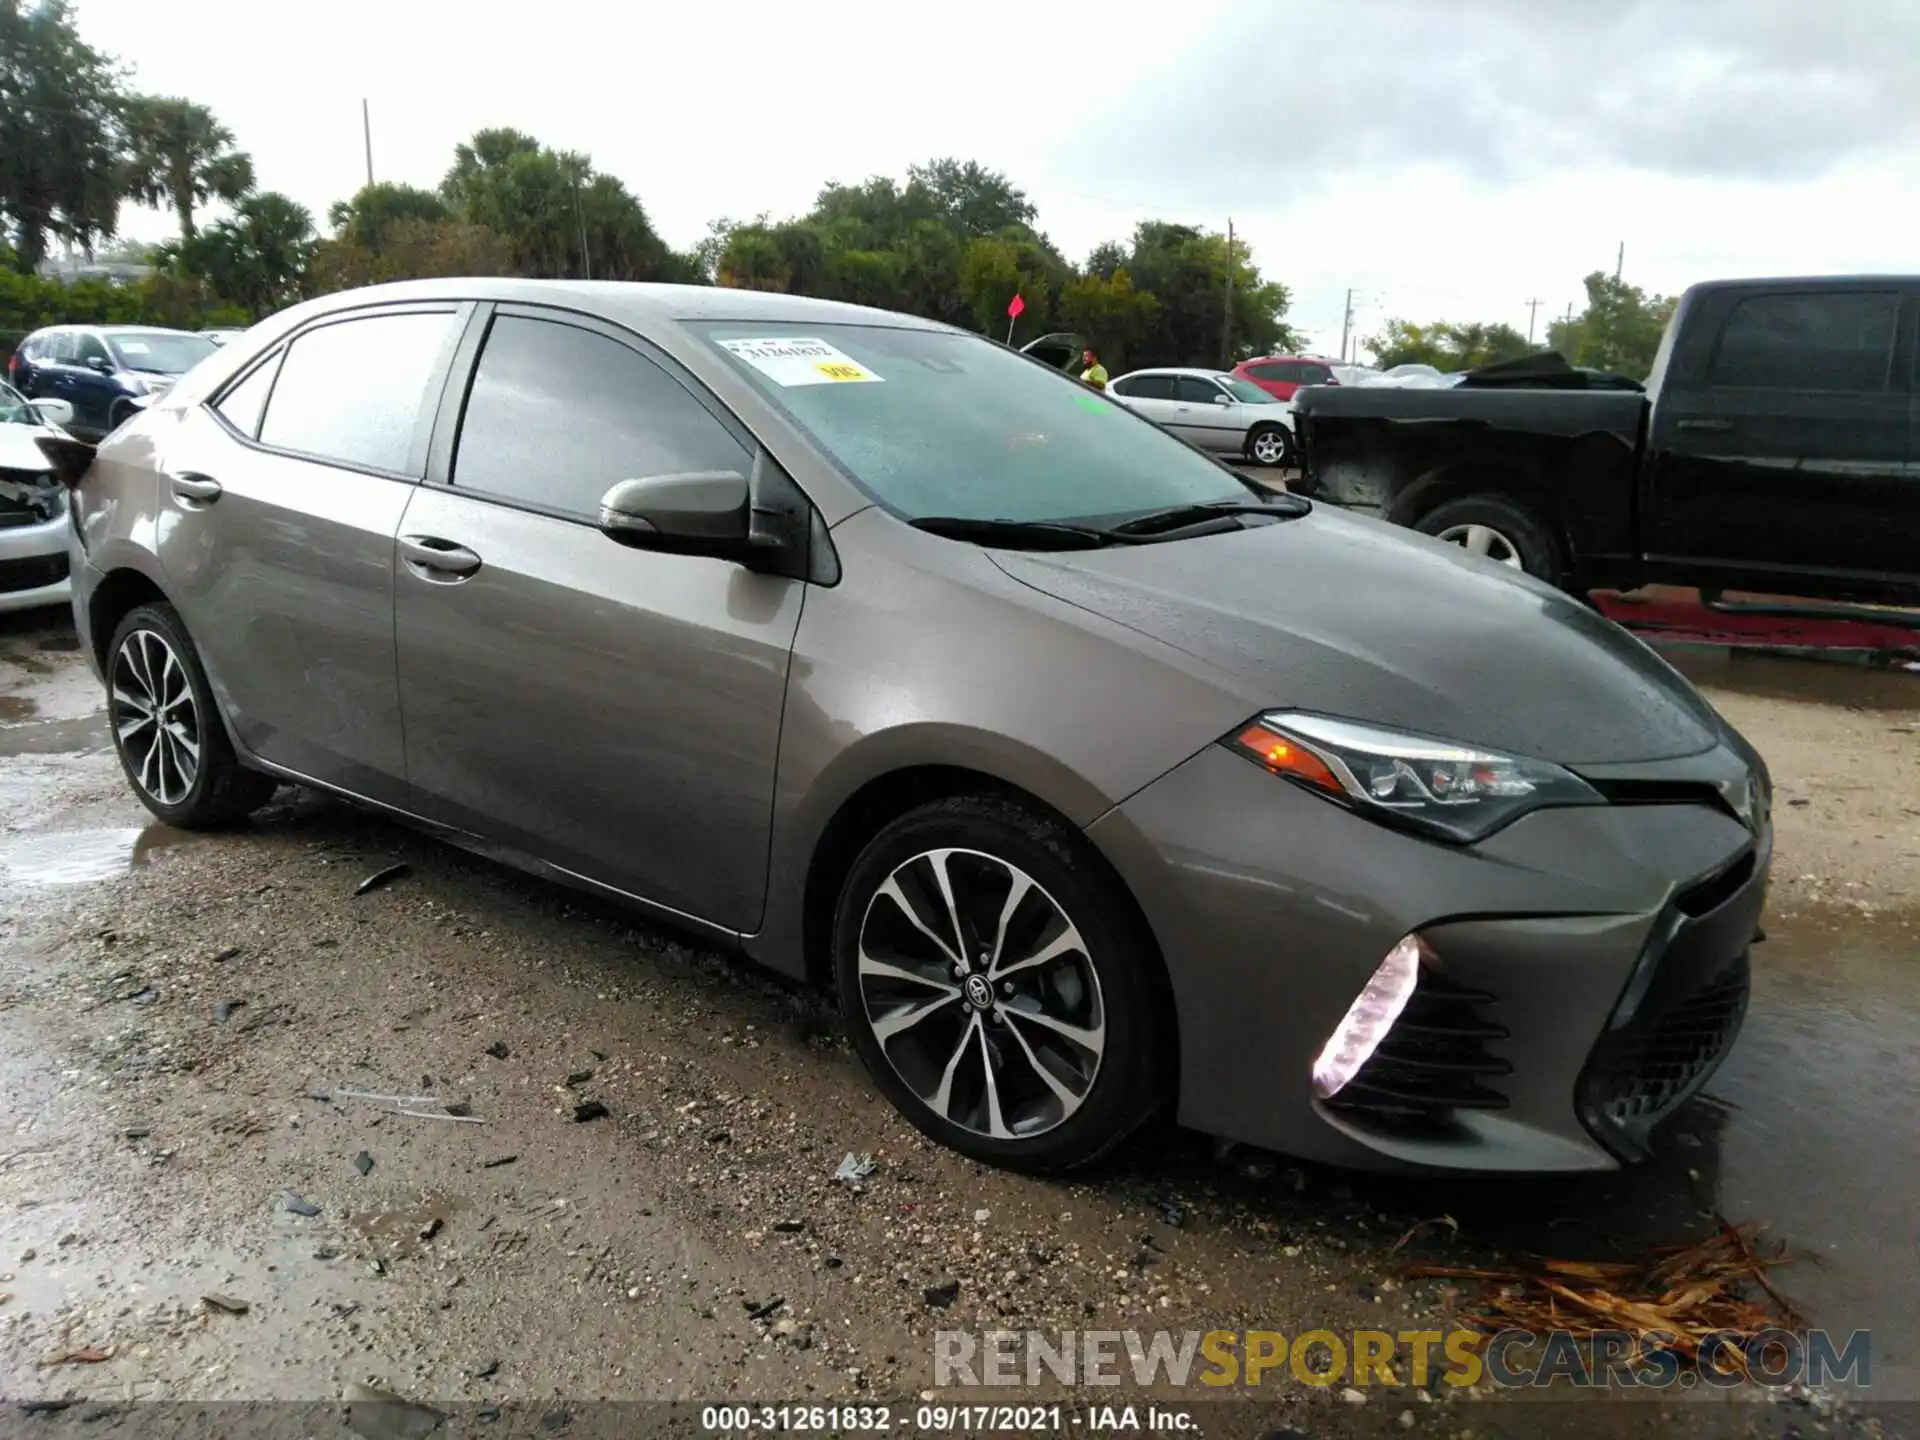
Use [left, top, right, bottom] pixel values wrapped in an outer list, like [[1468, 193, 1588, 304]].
[[72, 0, 1920, 358]]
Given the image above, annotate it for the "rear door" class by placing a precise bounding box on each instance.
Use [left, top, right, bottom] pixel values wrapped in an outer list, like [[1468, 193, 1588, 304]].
[[1643, 284, 1913, 595], [1118, 373, 1182, 429], [155, 303, 467, 802], [392, 305, 805, 931]]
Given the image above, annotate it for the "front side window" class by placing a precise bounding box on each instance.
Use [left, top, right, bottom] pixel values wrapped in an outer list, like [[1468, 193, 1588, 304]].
[[1175, 376, 1224, 404], [1710, 291, 1898, 393], [1301, 363, 1334, 384], [453, 315, 750, 518], [693, 322, 1254, 525], [259, 310, 458, 473], [73, 334, 109, 367]]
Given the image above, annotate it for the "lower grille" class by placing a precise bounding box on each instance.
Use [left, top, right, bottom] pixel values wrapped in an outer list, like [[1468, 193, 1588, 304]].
[[1324, 969, 1511, 1132], [0, 550, 70, 594], [1581, 952, 1749, 1135]]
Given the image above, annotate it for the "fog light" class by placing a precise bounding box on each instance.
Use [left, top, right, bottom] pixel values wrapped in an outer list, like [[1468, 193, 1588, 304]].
[[1311, 934, 1426, 1099]]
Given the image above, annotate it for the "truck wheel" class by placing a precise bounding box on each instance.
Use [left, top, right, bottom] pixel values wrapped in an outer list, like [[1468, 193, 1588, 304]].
[[1415, 495, 1563, 585]]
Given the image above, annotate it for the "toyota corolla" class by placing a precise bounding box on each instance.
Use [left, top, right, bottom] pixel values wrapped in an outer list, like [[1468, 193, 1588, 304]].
[[42, 279, 1770, 1174]]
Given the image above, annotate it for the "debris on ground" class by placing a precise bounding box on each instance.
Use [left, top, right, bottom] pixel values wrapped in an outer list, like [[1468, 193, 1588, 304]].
[[484, 1041, 510, 1060], [744, 1295, 784, 1321], [772, 1220, 805, 1234], [353, 863, 411, 897], [419, 1217, 443, 1242], [572, 1101, 609, 1123], [396, 1107, 483, 1124], [201, 1293, 250, 1314], [473, 1359, 500, 1379], [42, 1345, 114, 1365], [481, 1155, 517, 1169], [211, 946, 242, 964], [1404, 1219, 1801, 1376], [281, 1191, 322, 1217], [1389, 1214, 1460, 1255], [832, 1152, 875, 1184], [565, 1068, 594, 1086], [923, 1279, 960, 1309], [341, 1381, 446, 1440], [214, 999, 245, 1022], [354, 1151, 374, 1177]]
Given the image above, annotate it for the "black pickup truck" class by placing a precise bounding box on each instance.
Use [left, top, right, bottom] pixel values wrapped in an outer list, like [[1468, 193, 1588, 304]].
[[1292, 275, 1920, 609]]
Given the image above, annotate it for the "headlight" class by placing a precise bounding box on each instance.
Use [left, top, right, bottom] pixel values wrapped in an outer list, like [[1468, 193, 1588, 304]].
[[1224, 711, 1602, 843]]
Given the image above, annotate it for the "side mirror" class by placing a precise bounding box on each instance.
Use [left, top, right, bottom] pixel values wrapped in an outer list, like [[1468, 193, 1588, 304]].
[[598, 471, 753, 557], [85, 355, 114, 375], [1212, 393, 1233, 405], [27, 397, 74, 427]]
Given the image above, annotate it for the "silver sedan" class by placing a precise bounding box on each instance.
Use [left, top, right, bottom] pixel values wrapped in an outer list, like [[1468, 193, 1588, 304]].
[[1107, 367, 1296, 467]]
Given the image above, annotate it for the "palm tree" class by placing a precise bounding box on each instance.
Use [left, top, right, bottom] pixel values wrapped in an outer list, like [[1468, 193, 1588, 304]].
[[122, 96, 255, 242]]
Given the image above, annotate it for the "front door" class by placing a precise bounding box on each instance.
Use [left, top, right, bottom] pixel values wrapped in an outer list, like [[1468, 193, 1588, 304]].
[[1643, 284, 1916, 596], [69, 332, 121, 434], [153, 304, 467, 802], [1171, 375, 1238, 452], [393, 306, 804, 932]]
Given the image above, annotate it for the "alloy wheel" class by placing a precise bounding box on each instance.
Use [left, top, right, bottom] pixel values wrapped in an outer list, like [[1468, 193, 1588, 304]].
[[1251, 428, 1290, 466], [855, 847, 1106, 1141], [111, 628, 201, 806], [1436, 522, 1524, 568]]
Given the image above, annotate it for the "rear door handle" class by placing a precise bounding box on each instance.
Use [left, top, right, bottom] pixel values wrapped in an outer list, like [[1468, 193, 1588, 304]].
[[170, 472, 223, 503], [1677, 418, 1734, 433], [399, 534, 482, 578]]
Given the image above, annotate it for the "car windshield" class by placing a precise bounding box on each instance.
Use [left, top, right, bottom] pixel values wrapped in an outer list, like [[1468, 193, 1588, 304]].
[[691, 322, 1256, 524], [108, 331, 218, 374], [1218, 376, 1275, 404]]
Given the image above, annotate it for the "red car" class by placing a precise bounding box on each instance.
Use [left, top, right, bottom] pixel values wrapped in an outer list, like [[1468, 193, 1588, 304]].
[[1231, 355, 1342, 401]]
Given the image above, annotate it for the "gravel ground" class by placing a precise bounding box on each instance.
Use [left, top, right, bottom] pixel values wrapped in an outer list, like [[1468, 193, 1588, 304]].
[[0, 607, 1913, 1439]]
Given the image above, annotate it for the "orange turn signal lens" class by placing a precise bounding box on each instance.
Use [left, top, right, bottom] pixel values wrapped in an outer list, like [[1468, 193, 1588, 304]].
[[1231, 723, 1343, 795]]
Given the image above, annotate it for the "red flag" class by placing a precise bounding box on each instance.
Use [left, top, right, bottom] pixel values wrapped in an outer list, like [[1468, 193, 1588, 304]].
[[1007, 293, 1025, 319]]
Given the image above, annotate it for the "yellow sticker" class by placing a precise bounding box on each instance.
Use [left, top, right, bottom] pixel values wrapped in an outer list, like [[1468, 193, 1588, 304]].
[[816, 362, 866, 381]]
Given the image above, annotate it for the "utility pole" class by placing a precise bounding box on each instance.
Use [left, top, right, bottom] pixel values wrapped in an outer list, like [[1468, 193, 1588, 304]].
[[361, 99, 374, 188], [1338, 288, 1355, 363], [572, 165, 592, 281], [1614, 242, 1624, 282], [1220, 218, 1234, 367], [1525, 297, 1543, 345]]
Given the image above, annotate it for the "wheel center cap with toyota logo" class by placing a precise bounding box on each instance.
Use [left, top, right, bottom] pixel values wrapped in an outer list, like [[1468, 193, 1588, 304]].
[[963, 974, 995, 1010]]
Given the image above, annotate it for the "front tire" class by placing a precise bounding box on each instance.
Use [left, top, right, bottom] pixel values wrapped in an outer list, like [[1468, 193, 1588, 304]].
[[831, 796, 1165, 1173], [1414, 493, 1564, 586], [1247, 423, 1295, 469], [106, 602, 277, 828]]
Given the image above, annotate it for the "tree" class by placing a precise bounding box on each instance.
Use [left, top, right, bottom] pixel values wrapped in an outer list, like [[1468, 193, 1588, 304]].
[[161, 191, 314, 316], [906, 158, 1036, 239], [1117, 222, 1296, 366], [441, 128, 674, 282], [1056, 267, 1158, 370], [327, 182, 449, 251], [1550, 271, 1675, 379], [308, 217, 516, 293], [122, 96, 254, 242], [1367, 318, 1534, 370], [0, 0, 126, 273]]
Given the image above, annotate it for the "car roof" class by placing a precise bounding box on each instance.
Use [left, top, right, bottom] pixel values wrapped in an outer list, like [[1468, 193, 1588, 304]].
[[281, 278, 954, 334], [1120, 366, 1230, 379]]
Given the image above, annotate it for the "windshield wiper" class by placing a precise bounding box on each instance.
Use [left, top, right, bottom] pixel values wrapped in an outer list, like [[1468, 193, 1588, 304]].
[[909, 515, 1123, 550], [1109, 495, 1311, 536]]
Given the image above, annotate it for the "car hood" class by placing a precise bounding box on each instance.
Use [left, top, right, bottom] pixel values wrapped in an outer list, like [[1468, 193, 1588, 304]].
[[989, 506, 1723, 767], [0, 423, 56, 470]]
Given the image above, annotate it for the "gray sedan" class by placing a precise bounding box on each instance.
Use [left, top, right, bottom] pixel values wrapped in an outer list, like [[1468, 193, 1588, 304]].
[[1107, 366, 1296, 467], [44, 280, 1770, 1174]]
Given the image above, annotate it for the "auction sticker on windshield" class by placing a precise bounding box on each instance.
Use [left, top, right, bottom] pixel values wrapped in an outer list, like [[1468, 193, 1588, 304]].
[[719, 337, 883, 387]]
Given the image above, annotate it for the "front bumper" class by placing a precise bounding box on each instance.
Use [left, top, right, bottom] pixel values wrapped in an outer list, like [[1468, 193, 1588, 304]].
[[0, 508, 73, 615], [1087, 741, 1768, 1173]]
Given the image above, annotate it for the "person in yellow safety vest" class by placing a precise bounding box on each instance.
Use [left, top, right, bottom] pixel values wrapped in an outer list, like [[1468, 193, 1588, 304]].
[[1078, 347, 1109, 391]]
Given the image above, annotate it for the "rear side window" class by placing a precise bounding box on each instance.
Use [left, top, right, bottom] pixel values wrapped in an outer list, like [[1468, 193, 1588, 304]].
[[40, 333, 73, 363], [452, 315, 750, 518], [1710, 291, 1898, 393], [213, 353, 281, 439], [1128, 374, 1176, 400], [259, 310, 457, 473], [1244, 362, 1287, 381]]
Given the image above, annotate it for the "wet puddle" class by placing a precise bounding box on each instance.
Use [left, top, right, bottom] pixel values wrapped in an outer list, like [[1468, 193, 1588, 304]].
[[0, 824, 206, 886], [350, 1190, 460, 1259], [0, 695, 34, 723]]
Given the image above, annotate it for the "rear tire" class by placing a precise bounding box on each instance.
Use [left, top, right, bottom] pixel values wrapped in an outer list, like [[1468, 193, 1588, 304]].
[[1247, 423, 1295, 469], [106, 602, 277, 829], [1414, 494, 1564, 586], [831, 795, 1165, 1174]]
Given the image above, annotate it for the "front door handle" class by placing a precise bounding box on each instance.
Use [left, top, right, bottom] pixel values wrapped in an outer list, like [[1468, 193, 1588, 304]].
[[1677, 418, 1734, 433], [399, 534, 482, 578], [170, 472, 223, 503]]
